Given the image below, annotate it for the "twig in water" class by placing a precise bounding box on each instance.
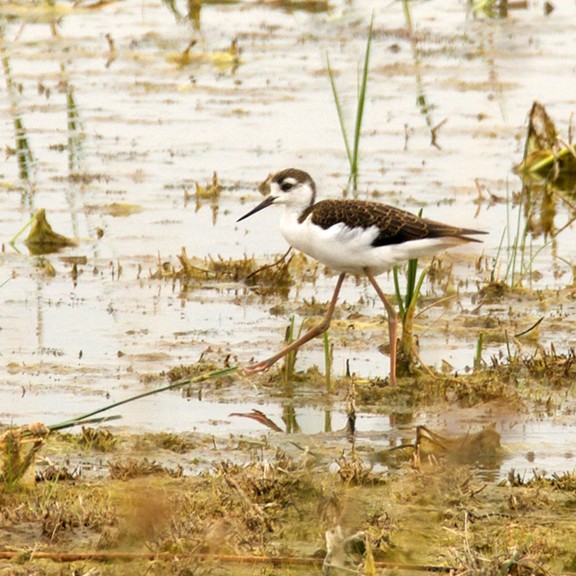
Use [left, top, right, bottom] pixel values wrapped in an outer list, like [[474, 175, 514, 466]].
[[245, 247, 292, 281]]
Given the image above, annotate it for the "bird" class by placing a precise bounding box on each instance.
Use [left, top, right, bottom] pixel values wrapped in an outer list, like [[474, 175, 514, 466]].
[[237, 168, 486, 386]]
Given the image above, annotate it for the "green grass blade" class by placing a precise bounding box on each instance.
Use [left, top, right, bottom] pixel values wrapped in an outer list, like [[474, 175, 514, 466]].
[[323, 331, 332, 393], [491, 227, 507, 283], [9, 214, 34, 245], [283, 315, 297, 382], [411, 268, 427, 308], [404, 257, 418, 309], [402, 209, 423, 308], [402, 0, 413, 31], [351, 13, 374, 178], [327, 55, 353, 169], [392, 265, 406, 318], [48, 366, 238, 432]]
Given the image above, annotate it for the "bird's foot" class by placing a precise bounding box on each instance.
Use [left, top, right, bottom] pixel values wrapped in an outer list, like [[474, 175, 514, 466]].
[[243, 359, 275, 374]]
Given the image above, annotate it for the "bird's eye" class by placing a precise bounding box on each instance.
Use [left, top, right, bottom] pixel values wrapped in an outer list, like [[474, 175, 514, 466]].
[[280, 178, 296, 192]]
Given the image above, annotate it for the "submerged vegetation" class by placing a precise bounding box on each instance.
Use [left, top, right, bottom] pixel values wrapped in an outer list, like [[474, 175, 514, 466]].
[[515, 101, 576, 192], [12, 209, 77, 255], [149, 246, 294, 297]]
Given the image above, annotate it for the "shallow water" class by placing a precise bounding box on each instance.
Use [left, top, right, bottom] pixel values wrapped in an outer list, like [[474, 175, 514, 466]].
[[1, 0, 576, 478]]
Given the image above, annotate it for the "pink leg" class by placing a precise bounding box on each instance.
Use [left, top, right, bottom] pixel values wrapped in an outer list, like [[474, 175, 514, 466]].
[[364, 268, 398, 387], [245, 273, 347, 373]]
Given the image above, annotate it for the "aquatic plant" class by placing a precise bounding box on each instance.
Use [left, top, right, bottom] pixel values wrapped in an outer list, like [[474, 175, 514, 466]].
[[281, 314, 333, 389], [323, 331, 332, 392], [474, 333, 484, 371], [393, 257, 427, 376], [490, 186, 549, 289], [401, 0, 446, 148], [2, 54, 34, 185], [327, 15, 373, 192], [283, 315, 298, 384], [391, 207, 426, 376], [11, 209, 77, 256], [467, 0, 525, 18], [514, 101, 576, 190], [48, 366, 238, 433], [165, 38, 240, 70], [489, 101, 576, 289]]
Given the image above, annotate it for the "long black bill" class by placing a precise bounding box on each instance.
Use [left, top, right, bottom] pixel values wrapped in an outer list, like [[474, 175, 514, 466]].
[[237, 195, 277, 222]]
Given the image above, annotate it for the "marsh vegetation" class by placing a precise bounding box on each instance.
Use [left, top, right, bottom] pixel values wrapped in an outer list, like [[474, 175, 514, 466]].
[[1, 0, 576, 573]]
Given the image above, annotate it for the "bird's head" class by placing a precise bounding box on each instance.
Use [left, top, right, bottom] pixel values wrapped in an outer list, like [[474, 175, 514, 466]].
[[237, 168, 316, 222]]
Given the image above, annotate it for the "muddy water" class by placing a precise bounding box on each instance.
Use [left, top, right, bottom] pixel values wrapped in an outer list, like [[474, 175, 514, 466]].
[[1, 0, 576, 477]]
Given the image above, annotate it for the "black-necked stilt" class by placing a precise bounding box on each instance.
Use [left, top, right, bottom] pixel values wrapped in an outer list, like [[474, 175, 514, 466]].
[[237, 168, 486, 386]]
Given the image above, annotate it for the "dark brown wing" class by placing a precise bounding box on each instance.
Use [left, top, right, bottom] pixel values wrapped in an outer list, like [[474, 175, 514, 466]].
[[309, 199, 486, 247]]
